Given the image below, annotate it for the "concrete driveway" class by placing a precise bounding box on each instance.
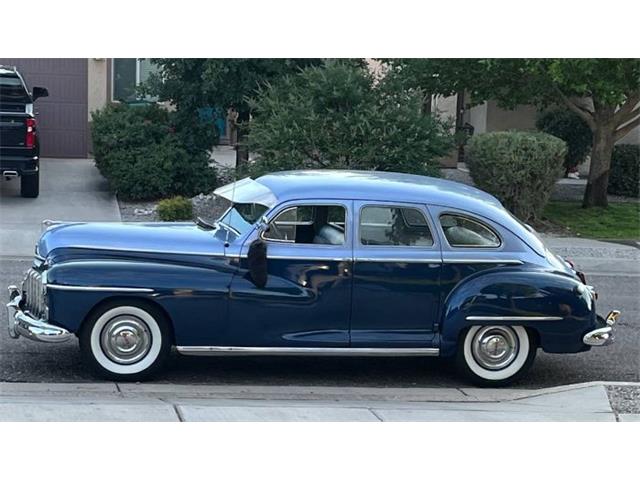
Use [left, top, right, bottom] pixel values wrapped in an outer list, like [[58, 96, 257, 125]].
[[0, 158, 121, 257]]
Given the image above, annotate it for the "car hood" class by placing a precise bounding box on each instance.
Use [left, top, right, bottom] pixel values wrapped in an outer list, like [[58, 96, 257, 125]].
[[38, 222, 227, 258]]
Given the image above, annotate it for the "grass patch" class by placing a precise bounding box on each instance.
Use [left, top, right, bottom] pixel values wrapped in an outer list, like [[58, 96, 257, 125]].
[[543, 201, 640, 240]]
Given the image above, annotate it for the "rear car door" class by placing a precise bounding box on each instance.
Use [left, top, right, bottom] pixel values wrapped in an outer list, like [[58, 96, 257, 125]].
[[350, 201, 442, 347]]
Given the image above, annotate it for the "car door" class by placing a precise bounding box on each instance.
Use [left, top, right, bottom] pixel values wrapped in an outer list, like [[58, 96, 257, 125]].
[[350, 201, 442, 347], [227, 200, 353, 347]]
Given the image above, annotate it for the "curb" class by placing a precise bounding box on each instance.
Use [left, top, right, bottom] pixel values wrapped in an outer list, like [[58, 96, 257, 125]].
[[1, 380, 637, 403]]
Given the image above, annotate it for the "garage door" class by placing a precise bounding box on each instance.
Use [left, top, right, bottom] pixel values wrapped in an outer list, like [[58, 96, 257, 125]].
[[0, 58, 88, 158]]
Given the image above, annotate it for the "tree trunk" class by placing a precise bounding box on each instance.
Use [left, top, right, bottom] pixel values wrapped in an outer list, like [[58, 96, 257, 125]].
[[583, 118, 616, 208], [235, 110, 250, 174]]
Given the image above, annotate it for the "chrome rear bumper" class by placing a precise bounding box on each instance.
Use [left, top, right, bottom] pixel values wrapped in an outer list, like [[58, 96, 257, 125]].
[[583, 310, 619, 347], [6, 286, 72, 343]]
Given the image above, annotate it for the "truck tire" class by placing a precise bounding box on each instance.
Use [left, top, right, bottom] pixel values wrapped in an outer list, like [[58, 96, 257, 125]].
[[20, 172, 39, 198]]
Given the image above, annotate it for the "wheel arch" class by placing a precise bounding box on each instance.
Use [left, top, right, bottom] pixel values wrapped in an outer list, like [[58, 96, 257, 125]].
[[79, 295, 176, 345]]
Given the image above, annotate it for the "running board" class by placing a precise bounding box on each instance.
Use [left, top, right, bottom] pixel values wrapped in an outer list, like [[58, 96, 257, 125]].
[[176, 346, 440, 357]]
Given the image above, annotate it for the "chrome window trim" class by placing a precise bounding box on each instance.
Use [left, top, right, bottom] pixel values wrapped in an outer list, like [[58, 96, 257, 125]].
[[47, 285, 154, 293], [466, 315, 563, 321], [177, 346, 440, 357], [357, 203, 437, 249], [439, 212, 503, 249]]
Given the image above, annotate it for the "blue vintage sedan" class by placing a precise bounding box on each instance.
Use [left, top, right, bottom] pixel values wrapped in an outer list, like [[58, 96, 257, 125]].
[[6, 170, 619, 385]]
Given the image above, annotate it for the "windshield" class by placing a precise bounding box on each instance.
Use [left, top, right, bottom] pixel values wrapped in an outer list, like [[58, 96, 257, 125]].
[[218, 202, 269, 236]]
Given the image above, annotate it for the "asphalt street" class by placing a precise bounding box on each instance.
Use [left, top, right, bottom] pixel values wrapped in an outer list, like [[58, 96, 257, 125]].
[[1, 256, 637, 388]]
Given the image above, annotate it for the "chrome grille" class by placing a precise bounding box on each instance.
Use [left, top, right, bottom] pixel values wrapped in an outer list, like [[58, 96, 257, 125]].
[[22, 268, 47, 319]]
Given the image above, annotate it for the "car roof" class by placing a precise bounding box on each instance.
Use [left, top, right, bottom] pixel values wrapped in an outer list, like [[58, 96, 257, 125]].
[[256, 169, 501, 208]]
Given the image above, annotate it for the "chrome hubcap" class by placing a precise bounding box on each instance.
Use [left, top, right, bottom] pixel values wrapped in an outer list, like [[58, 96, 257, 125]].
[[471, 326, 519, 370], [100, 316, 151, 365]]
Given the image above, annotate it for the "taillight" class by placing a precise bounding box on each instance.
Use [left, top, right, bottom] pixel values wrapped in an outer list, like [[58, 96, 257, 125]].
[[25, 118, 36, 148]]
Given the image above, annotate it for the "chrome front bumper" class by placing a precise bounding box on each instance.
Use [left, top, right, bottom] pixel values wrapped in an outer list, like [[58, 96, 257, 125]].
[[6, 285, 72, 343], [583, 310, 620, 347]]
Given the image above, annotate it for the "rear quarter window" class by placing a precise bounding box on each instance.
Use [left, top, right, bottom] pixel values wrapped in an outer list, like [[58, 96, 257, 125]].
[[440, 214, 501, 248]]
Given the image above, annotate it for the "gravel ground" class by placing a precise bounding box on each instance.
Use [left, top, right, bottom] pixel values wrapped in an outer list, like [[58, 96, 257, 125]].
[[606, 385, 640, 415]]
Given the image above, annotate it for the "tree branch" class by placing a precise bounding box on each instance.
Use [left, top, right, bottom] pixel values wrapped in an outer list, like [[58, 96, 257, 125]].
[[613, 92, 640, 126], [615, 114, 640, 142], [553, 85, 596, 130]]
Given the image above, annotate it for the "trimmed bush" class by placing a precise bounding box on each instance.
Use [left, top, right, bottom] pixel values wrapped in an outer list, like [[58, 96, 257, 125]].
[[467, 131, 566, 221], [608, 144, 640, 198], [536, 109, 592, 172], [157, 196, 194, 221], [91, 104, 216, 200]]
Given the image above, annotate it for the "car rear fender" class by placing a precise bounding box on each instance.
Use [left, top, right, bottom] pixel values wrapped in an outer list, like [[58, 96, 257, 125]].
[[439, 267, 596, 357]]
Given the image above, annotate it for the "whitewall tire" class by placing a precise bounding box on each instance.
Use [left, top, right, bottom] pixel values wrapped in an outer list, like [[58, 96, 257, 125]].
[[80, 301, 172, 381], [457, 325, 536, 387]]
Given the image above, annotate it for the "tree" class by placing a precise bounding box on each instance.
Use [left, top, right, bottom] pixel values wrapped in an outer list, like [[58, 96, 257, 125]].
[[383, 59, 640, 207], [247, 62, 454, 177], [144, 59, 323, 172]]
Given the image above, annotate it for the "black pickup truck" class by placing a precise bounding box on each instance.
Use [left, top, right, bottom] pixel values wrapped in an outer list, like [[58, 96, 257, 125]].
[[0, 65, 48, 197]]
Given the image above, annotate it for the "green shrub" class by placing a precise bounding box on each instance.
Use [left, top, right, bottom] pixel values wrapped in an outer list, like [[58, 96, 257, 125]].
[[90, 103, 216, 200], [467, 131, 566, 221], [157, 196, 194, 221], [608, 144, 639, 198], [536, 109, 592, 172], [248, 62, 454, 177]]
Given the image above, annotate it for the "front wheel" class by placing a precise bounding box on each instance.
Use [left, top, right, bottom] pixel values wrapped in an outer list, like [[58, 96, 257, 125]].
[[456, 325, 536, 387], [80, 301, 172, 381]]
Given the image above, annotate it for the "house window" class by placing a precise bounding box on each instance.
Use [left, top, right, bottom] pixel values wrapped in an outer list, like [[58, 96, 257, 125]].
[[112, 58, 157, 102]]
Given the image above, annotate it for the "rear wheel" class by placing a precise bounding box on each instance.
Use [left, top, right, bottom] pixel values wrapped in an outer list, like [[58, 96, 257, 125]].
[[456, 325, 536, 387], [20, 172, 39, 198], [80, 300, 172, 381]]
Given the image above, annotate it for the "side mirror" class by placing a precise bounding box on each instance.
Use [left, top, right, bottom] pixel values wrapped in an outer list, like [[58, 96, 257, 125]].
[[32, 87, 49, 101], [247, 238, 268, 288]]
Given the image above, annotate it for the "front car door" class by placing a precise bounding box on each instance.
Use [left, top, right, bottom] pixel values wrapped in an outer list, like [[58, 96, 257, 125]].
[[350, 201, 442, 347], [227, 200, 353, 347]]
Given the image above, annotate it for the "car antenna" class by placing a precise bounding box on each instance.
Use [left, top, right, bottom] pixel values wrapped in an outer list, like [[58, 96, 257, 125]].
[[223, 161, 239, 250]]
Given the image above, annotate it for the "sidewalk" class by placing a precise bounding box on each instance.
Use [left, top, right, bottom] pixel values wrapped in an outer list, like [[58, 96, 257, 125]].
[[1, 382, 637, 422]]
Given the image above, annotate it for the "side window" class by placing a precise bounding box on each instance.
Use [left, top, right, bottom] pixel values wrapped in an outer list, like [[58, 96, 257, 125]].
[[440, 214, 501, 247], [360, 206, 433, 246], [263, 205, 346, 245]]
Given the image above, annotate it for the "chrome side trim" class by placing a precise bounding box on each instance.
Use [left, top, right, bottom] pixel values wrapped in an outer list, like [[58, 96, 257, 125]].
[[268, 255, 351, 262], [466, 315, 563, 321], [46, 285, 154, 293], [177, 346, 440, 357], [41, 244, 228, 257], [355, 257, 442, 264], [442, 258, 523, 265]]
